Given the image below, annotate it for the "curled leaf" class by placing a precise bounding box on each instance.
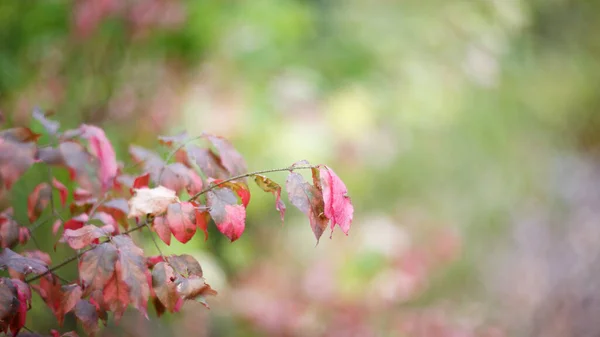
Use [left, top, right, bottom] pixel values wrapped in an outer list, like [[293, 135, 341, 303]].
[[254, 174, 286, 222], [319, 166, 354, 236]]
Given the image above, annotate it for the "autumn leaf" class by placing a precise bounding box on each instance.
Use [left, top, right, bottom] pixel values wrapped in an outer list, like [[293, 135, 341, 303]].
[[129, 145, 165, 179], [74, 300, 99, 336], [195, 209, 209, 241], [9, 278, 30, 336], [79, 243, 118, 296], [0, 134, 37, 190], [52, 178, 68, 207], [128, 186, 180, 218], [0, 278, 18, 334], [207, 188, 247, 242], [254, 174, 286, 222], [0, 212, 20, 248], [131, 172, 150, 193], [158, 132, 188, 147], [165, 202, 197, 244], [22, 250, 52, 265], [97, 198, 129, 229], [185, 145, 228, 179], [59, 141, 99, 192], [102, 262, 129, 321], [152, 216, 171, 245], [286, 172, 328, 241], [112, 236, 150, 317], [58, 284, 82, 325], [211, 179, 251, 208], [60, 224, 114, 250], [151, 262, 179, 312], [175, 277, 217, 308], [159, 163, 203, 195], [319, 166, 354, 236], [0, 248, 48, 275], [27, 183, 52, 222], [206, 134, 247, 177], [80, 125, 118, 191], [167, 254, 203, 277], [32, 275, 62, 324]]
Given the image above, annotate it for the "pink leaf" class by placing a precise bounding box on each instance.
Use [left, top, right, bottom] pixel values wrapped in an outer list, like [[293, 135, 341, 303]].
[[195, 209, 209, 241], [80, 125, 118, 191], [319, 166, 354, 236], [166, 202, 197, 244], [152, 216, 171, 246], [207, 188, 246, 241], [60, 224, 114, 250], [52, 178, 68, 207], [206, 134, 247, 177]]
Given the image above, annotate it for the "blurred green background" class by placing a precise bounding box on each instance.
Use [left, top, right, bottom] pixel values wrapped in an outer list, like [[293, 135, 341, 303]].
[[3, 0, 600, 336]]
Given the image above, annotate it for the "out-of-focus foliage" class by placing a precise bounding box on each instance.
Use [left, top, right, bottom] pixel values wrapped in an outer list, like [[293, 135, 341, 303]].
[[2, 0, 600, 336]]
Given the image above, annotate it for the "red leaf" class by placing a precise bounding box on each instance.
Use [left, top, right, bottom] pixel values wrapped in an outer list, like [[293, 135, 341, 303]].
[[61, 214, 88, 234], [286, 172, 328, 242], [195, 209, 209, 241], [0, 248, 48, 275], [146, 255, 165, 268], [52, 178, 68, 207], [80, 125, 118, 191], [60, 224, 114, 250], [97, 198, 129, 229], [152, 216, 171, 246], [9, 279, 30, 336], [166, 202, 197, 244], [131, 172, 150, 193], [254, 175, 286, 222], [59, 141, 99, 192], [79, 243, 118, 296], [206, 134, 247, 177], [207, 188, 247, 242], [102, 262, 129, 321], [112, 236, 150, 317], [319, 166, 354, 236], [27, 183, 52, 222], [74, 300, 99, 336], [58, 284, 82, 325], [0, 278, 19, 334], [32, 275, 62, 321]]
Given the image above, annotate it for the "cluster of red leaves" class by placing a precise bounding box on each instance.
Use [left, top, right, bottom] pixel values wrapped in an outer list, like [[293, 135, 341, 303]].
[[0, 110, 354, 336]]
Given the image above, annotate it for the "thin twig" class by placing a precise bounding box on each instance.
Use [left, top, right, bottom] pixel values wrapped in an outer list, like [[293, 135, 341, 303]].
[[188, 165, 316, 201], [142, 217, 165, 259], [25, 220, 148, 283]]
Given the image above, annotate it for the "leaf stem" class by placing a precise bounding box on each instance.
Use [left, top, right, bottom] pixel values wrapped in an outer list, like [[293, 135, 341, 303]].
[[188, 164, 316, 201]]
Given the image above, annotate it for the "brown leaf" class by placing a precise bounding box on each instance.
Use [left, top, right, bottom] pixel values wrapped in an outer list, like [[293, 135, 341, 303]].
[[151, 262, 179, 312], [254, 174, 286, 222], [167, 254, 203, 278], [58, 284, 82, 325]]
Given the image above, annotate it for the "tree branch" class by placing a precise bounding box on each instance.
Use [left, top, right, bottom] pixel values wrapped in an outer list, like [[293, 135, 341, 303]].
[[25, 220, 149, 283], [188, 164, 316, 201]]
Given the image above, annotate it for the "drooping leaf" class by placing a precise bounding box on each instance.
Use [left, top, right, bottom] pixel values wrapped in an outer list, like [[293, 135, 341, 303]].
[[32, 108, 60, 134], [102, 262, 129, 321], [167, 254, 203, 278], [152, 215, 171, 246], [74, 300, 99, 336], [60, 224, 114, 250], [175, 277, 217, 308], [79, 243, 118, 296], [254, 174, 286, 222], [195, 209, 209, 241], [58, 284, 82, 325], [207, 188, 246, 242], [206, 135, 247, 177], [128, 186, 180, 218], [165, 202, 197, 244], [319, 166, 354, 236], [0, 248, 48, 275], [112, 236, 150, 316], [0, 278, 18, 334], [27, 183, 52, 222], [80, 125, 118, 191], [59, 141, 99, 192], [286, 172, 328, 241], [151, 262, 179, 312], [9, 279, 30, 336], [32, 275, 62, 323]]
